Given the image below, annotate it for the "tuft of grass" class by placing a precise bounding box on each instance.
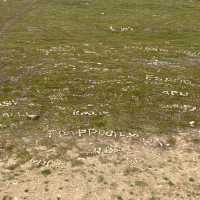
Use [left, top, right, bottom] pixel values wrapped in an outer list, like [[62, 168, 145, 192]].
[[135, 180, 148, 187], [97, 175, 104, 183], [116, 196, 123, 200], [41, 169, 51, 177], [189, 177, 195, 182]]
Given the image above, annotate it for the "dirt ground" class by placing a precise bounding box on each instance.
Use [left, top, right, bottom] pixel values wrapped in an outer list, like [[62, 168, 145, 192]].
[[1, 129, 200, 200]]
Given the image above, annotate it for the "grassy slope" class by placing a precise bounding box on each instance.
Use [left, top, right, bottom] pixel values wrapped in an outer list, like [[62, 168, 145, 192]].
[[0, 0, 200, 135]]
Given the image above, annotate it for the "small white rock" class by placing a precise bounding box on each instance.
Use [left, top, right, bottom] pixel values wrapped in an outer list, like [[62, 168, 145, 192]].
[[189, 121, 195, 127]]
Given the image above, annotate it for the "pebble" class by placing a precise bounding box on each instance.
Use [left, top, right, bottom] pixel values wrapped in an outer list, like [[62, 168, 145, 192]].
[[26, 112, 40, 120]]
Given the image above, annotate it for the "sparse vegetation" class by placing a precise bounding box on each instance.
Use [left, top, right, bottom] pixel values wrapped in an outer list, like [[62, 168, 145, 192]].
[[135, 180, 148, 187], [41, 169, 51, 177]]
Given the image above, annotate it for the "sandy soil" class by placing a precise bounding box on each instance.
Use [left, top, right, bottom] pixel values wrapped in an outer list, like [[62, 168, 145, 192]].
[[1, 130, 200, 200]]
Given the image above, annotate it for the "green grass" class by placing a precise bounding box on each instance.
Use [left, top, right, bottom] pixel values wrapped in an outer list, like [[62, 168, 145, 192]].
[[0, 0, 200, 138], [41, 169, 51, 177]]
